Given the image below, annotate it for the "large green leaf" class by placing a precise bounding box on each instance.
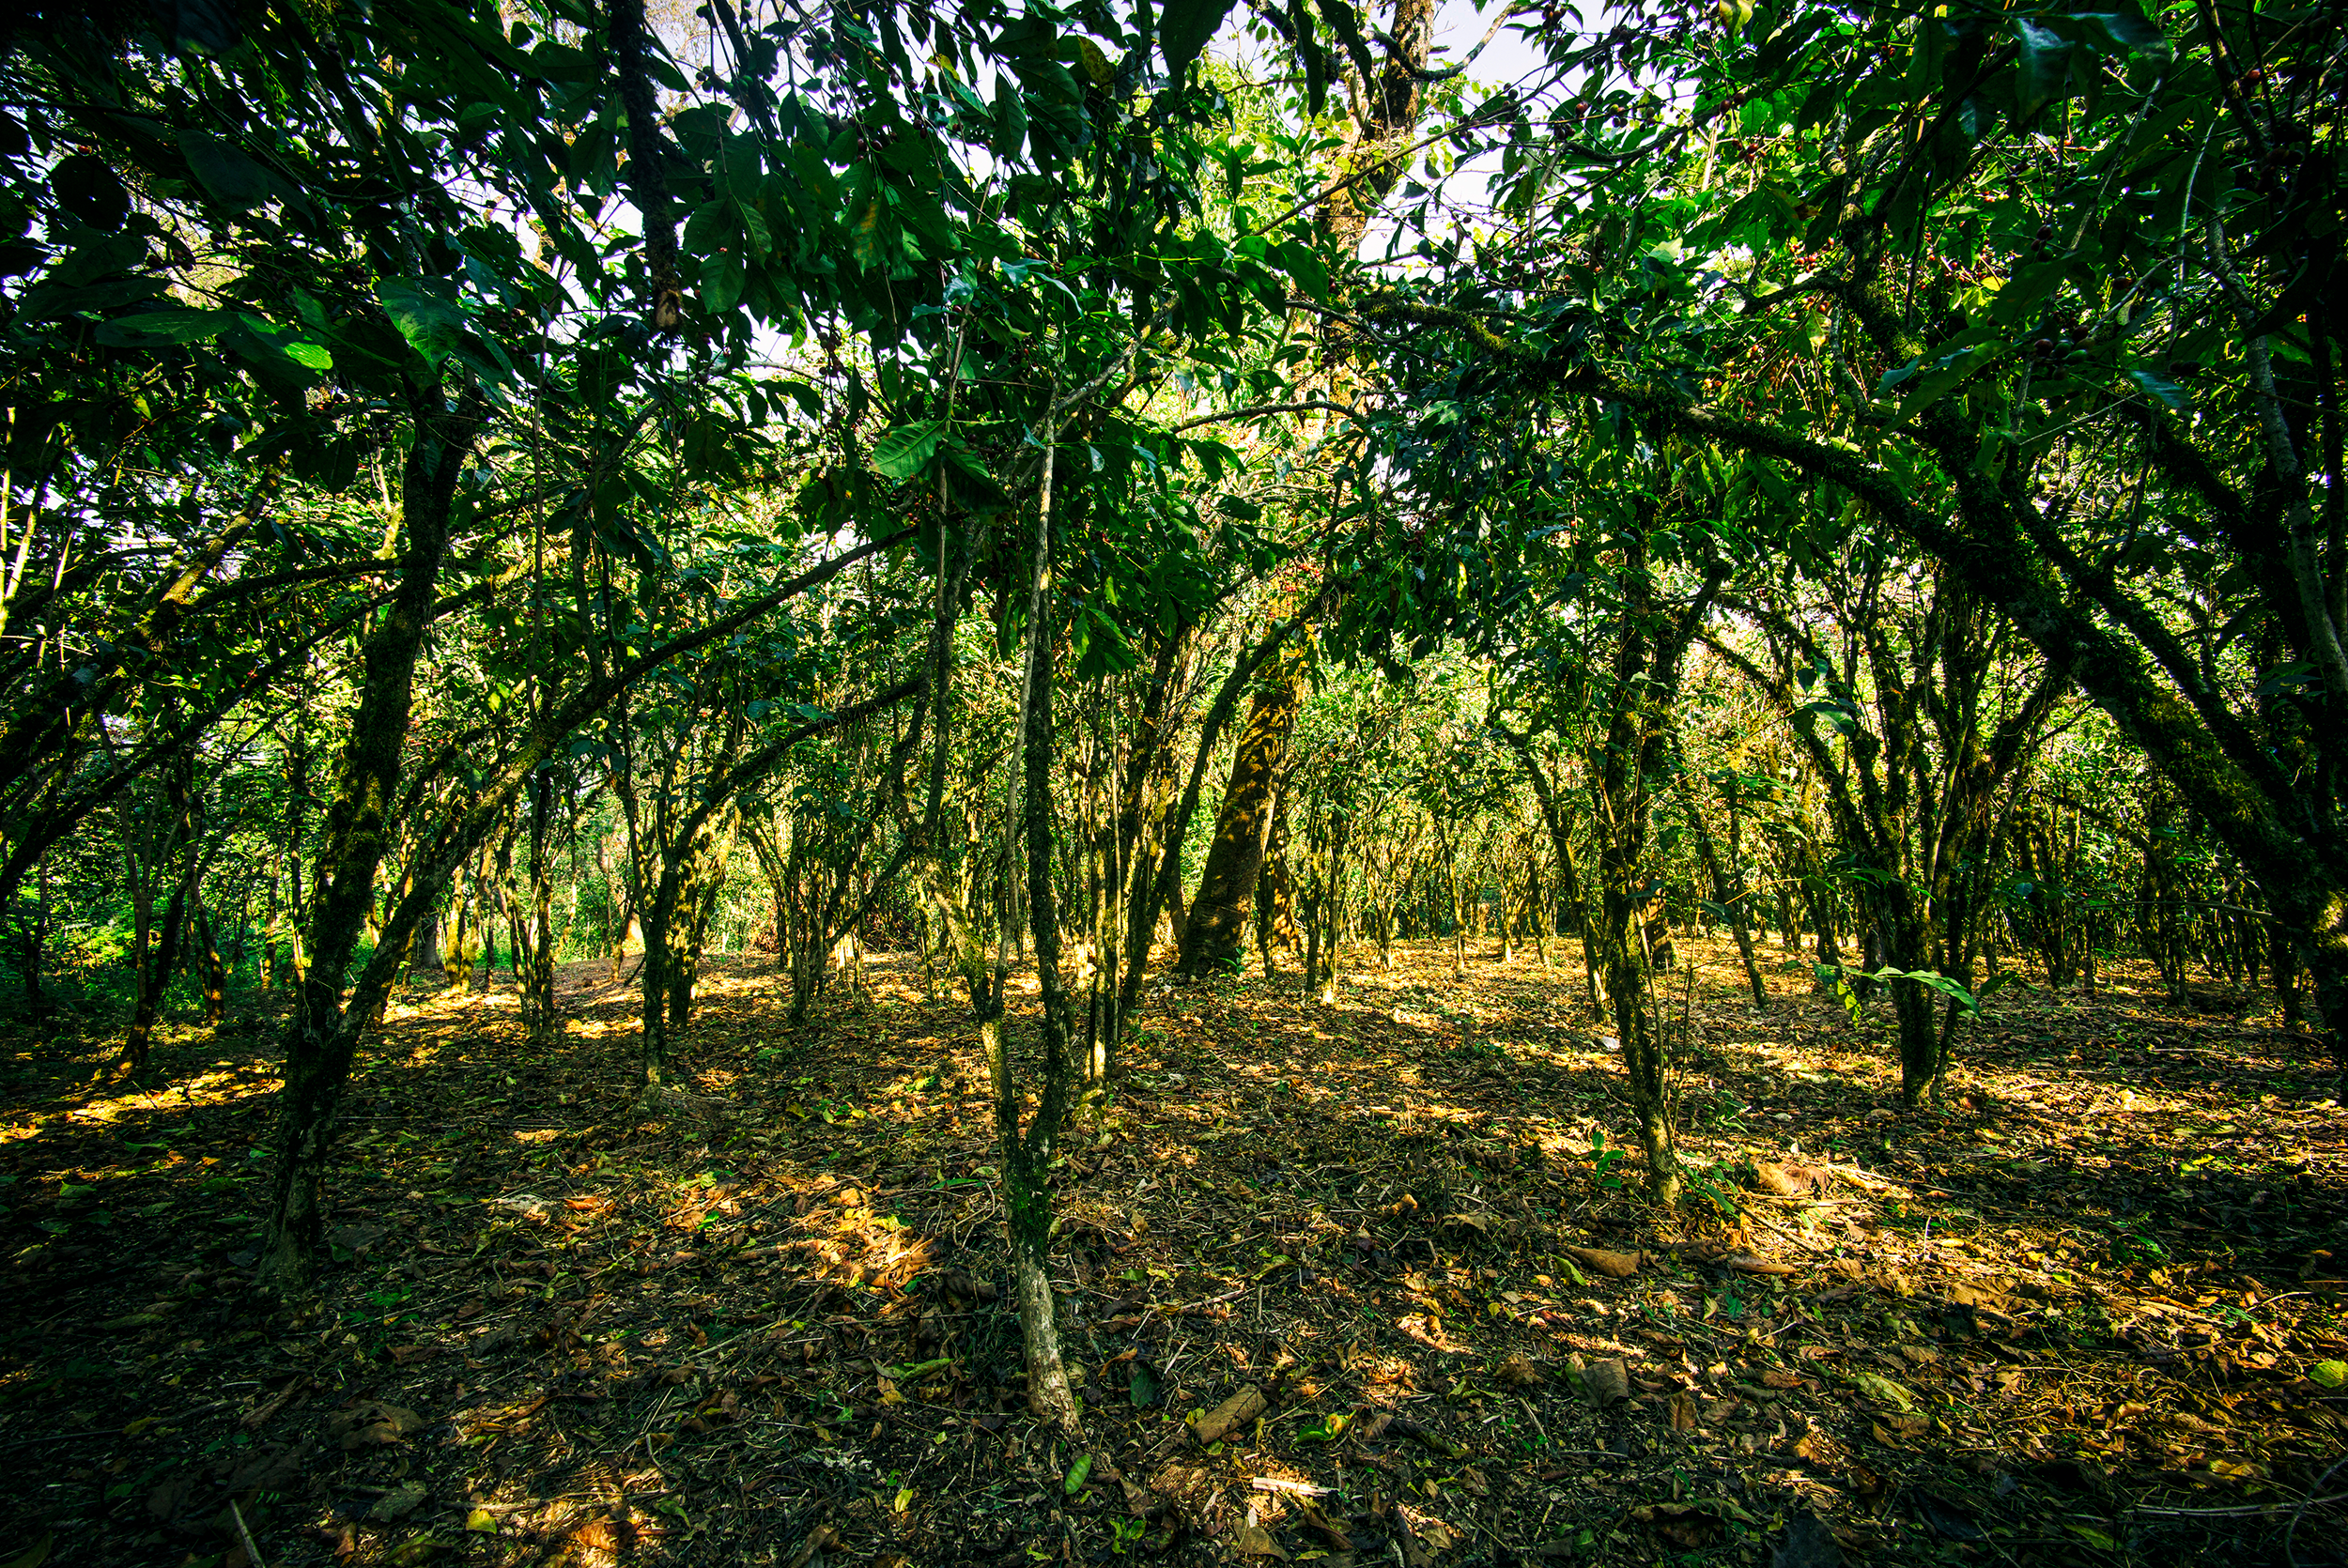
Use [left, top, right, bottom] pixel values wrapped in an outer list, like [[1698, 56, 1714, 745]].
[[1271, 238, 1327, 302], [178, 128, 273, 211], [872, 420, 946, 479], [2125, 363, 2188, 412], [378, 279, 471, 365], [2014, 20, 2075, 121], [1159, 0, 1237, 83], [703, 250, 746, 315], [94, 308, 233, 347]]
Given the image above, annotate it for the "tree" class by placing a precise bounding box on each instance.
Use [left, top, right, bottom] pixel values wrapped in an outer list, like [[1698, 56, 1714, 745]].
[[1344, 0, 2348, 1062]]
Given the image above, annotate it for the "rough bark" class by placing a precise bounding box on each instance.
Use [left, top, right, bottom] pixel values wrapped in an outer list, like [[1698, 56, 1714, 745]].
[[1585, 546, 1721, 1207], [1122, 615, 1300, 1017], [255, 386, 475, 1294], [194, 904, 227, 1024], [1180, 655, 1305, 976], [1687, 778, 1768, 1010]]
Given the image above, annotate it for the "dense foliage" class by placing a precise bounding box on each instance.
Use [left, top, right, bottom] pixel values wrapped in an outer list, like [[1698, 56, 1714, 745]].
[[2, 0, 2340, 1433]]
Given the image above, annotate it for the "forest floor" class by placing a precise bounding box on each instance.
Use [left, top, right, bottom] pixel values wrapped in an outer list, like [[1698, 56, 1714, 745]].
[[2, 937, 2345, 1568]]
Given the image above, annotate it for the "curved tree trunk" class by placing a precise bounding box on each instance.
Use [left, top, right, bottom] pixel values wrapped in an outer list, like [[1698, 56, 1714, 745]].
[[1179, 653, 1304, 976], [256, 385, 475, 1295]]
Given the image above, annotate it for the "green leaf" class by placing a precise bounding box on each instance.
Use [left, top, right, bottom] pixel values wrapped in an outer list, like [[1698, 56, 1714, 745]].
[[2014, 20, 2075, 120], [378, 279, 471, 365], [1849, 1369, 1917, 1410], [992, 82, 1028, 158], [681, 197, 732, 255], [1062, 1453, 1092, 1494], [2075, 8, 2170, 57], [1159, 0, 1237, 82], [178, 128, 273, 211], [872, 420, 946, 479], [1271, 238, 1327, 301], [703, 250, 746, 315], [769, 377, 824, 418], [2124, 364, 2188, 412], [1746, 454, 1798, 508], [735, 199, 771, 260], [94, 308, 233, 347], [1872, 966, 1982, 1013], [1896, 343, 2006, 420], [1128, 1361, 1160, 1407], [1, 1530, 53, 1568], [284, 341, 334, 371]]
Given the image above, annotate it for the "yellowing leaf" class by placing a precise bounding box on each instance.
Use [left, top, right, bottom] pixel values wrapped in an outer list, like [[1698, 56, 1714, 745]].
[[1, 1532, 53, 1568], [1847, 1371, 1917, 1411]]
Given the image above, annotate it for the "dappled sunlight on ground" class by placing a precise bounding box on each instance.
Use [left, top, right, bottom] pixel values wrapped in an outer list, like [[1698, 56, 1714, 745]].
[[0, 939, 2341, 1565]]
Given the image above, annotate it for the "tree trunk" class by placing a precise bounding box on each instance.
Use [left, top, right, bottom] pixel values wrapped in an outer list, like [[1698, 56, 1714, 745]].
[[1180, 656, 1304, 976], [194, 905, 227, 1024], [119, 759, 197, 1074], [1583, 546, 1719, 1206], [517, 770, 560, 1043], [12, 861, 47, 1018], [1318, 809, 1349, 1006], [992, 447, 1080, 1433], [256, 384, 475, 1296], [122, 875, 190, 1075], [1688, 781, 1768, 1010], [2272, 925, 2305, 1024]]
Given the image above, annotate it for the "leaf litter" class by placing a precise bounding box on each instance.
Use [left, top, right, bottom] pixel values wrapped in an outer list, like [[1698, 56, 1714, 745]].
[[0, 940, 2343, 1565]]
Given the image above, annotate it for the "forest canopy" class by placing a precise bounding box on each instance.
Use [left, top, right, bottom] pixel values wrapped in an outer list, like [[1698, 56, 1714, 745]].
[[1, 0, 2342, 1561]]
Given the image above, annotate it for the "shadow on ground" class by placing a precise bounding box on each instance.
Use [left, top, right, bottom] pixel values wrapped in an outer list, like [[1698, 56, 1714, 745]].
[[2, 939, 2343, 1566]]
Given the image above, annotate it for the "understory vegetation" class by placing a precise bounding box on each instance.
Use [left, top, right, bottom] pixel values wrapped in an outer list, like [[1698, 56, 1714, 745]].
[[1, 0, 2343, 1562]]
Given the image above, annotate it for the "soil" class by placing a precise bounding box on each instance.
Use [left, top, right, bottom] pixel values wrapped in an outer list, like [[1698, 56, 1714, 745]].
[[2, 936, 2343, 1567]]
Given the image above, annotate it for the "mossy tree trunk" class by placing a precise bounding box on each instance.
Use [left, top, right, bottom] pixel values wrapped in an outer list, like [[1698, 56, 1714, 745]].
[[1584, 539, 1721, 1207], [256, 386, 475, 1295], [1180, 654, 1304, 976]]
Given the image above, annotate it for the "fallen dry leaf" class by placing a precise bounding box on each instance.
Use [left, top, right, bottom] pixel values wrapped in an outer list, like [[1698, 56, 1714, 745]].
[[1564, 1245, 1641, 1277], [1193, 1385, 1266, 1444], [1578, 1355, 1630, 1407], [1232, 1523, 1288, 1559], [1726, 1253, 1797, 1276], [324, 1400, 425, 1452]]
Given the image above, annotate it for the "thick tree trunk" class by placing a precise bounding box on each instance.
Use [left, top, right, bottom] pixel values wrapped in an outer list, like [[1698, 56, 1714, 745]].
[[1120, 623, 1289, 1020], [1180, 659, 1303, 976], [194, 905, 227, 1024], [1583, 546, 1719, 1206], [410, 908, 440, 978], [122, 876, 189, 1075], [1606, 885, 1682, 1197], [1877, 907, 1942, 1108], [255, 386, 474, 1295], [517, 771, 560, 1043]]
